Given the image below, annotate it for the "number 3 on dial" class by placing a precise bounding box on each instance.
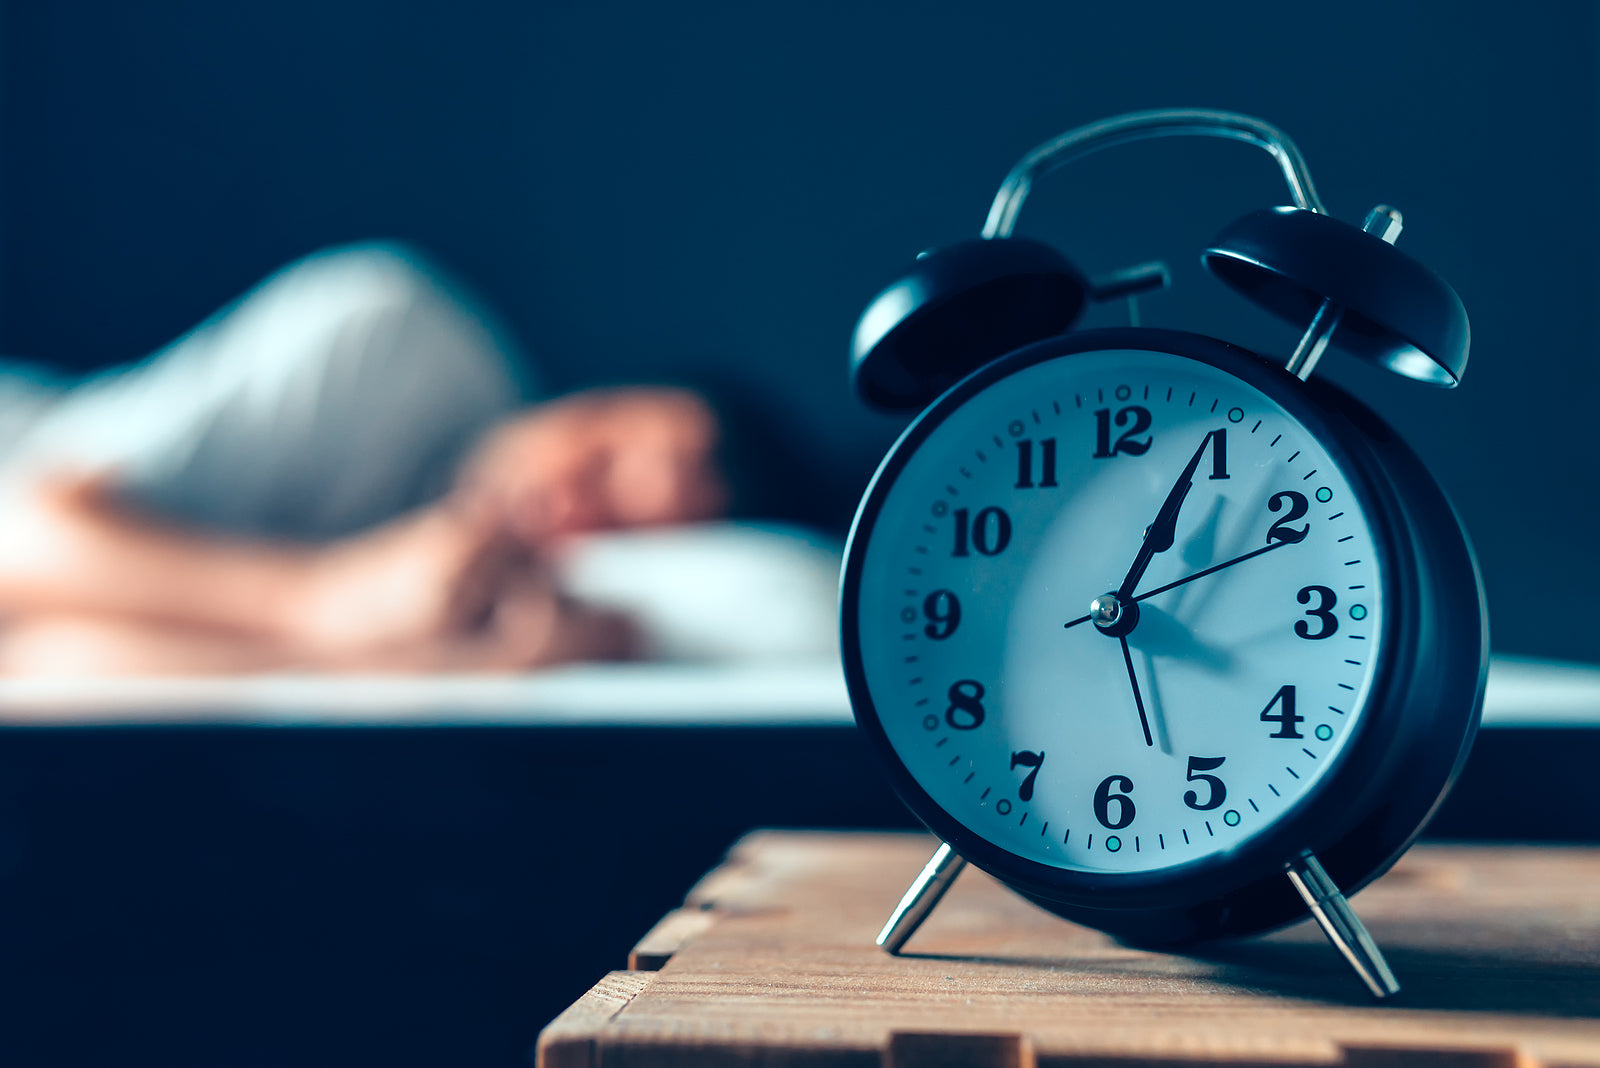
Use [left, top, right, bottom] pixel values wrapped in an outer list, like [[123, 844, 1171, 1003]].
[[1296, 585, 1338, 639]]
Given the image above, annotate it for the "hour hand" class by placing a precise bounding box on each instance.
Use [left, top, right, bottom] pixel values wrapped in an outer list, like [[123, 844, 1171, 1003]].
[[1145, 480, 1193, 555], [1116, 429, 1220, 600]]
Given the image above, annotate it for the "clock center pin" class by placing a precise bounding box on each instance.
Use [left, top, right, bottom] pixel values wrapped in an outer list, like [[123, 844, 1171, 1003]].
[[1089, 592, 1140, 637]]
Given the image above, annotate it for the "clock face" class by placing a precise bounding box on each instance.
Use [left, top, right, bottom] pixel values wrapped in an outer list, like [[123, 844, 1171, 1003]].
[[847, 346, 1387, 877]]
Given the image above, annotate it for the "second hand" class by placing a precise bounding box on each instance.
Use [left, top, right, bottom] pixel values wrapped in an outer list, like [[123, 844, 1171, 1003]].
[[1065, 538, 1293, 630]]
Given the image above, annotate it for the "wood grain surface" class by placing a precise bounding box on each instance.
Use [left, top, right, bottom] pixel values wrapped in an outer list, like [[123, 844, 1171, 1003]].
[[538, 831, 1600, 1067]]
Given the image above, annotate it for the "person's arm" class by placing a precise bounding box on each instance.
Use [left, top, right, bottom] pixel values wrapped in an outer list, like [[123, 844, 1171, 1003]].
[[0, 577, 637, 676], [0, 474, 318, 637], [0, 473, 513, 655]]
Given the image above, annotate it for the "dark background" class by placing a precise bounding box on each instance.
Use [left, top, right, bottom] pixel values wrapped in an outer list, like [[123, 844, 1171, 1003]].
[[2, 0, 1598, 659], [1, 3, 1598, 1066]]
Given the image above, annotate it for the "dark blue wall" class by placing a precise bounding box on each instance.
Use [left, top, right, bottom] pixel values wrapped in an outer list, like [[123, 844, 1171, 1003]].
[[3, 1, 1598, 658]]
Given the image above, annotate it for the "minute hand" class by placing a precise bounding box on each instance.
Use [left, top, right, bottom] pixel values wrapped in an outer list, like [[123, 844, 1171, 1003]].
[[1115, 430, 1219, 600]]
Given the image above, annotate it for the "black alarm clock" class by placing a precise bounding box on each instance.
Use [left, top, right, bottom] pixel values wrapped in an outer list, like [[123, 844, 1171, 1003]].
[[839, 109, 1488, 997]]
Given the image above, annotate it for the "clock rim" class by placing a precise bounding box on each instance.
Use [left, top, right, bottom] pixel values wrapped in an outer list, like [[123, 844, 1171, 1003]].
[[840, 326, 1484, 929]]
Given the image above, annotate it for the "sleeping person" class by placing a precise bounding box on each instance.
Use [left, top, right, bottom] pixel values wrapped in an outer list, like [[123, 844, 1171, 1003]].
[[0, 244, 749, 674]]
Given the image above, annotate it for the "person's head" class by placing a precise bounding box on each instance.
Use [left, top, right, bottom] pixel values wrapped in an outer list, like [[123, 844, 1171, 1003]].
[[456, 387, 726, 544]]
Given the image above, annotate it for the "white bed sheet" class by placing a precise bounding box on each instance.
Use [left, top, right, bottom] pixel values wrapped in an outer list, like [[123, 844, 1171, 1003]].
[[0, 653, 1593, 728]]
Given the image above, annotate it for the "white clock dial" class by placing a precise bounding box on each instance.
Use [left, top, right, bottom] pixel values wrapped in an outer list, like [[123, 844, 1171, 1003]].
[[851, 348, 1385, 875]]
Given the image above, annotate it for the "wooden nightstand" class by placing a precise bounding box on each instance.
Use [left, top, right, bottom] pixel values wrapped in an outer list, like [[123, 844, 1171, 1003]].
[[539, 830, 1600, 1067]]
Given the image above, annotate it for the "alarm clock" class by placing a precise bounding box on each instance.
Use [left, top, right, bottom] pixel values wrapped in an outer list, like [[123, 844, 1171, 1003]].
[[839, 109, 1487, 998]]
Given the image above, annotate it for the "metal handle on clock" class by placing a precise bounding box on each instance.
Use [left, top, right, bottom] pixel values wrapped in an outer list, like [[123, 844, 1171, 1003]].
[[982, 108, 1328, 240]]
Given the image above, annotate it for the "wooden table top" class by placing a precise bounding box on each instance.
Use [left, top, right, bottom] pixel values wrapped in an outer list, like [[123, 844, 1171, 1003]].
[[540, 831, 1600, 1067]]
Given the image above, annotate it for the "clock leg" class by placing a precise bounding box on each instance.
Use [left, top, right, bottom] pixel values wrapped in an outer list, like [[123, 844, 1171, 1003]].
[[876, 841, 967, 954], [1285, 850, 1401, 998]]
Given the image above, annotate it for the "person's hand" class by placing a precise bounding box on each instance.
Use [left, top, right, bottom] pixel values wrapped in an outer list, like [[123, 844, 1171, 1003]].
[[455, 387, 726, 545], [377, 562, 641, 672], [294, 498, 524, 655], [294, 497, 642, 669]]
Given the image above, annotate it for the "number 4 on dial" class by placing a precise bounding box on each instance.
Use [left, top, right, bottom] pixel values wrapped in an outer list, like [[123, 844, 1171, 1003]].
[[1260, 684, 1304, 738]]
